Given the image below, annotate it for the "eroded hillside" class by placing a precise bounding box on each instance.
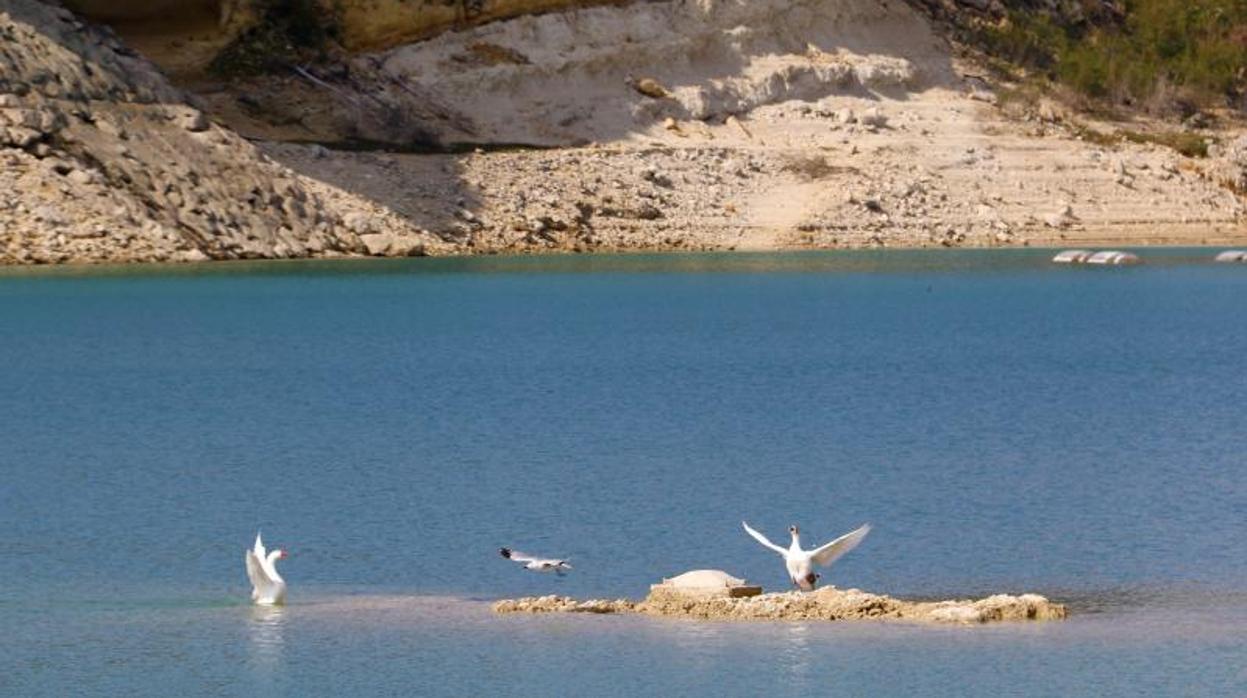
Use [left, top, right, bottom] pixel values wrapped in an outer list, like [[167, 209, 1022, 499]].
[[0, 0, 446, 263], [3, 0, 1246, 264]]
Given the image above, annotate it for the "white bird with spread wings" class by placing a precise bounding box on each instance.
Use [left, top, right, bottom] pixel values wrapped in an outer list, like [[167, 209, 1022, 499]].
[[742, 521, 870, 591], [245, 532, 288, 605], [499, 548, 572, 574]]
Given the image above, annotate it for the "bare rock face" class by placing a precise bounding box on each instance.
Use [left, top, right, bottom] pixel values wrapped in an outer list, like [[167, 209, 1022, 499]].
[[494, 586, 1068, 624], [16, 0, 1244, 264], [0, 0, 446, 265], [378, 0, 944, 146]]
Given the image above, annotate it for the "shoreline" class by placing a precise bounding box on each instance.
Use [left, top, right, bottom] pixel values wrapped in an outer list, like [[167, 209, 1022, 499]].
[[2, 238, 1244, 270], [2, 244, 1240, 277]]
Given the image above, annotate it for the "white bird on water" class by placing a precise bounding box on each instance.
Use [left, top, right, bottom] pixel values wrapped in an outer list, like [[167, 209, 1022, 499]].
[[742, 521, 871, 591], [499, 548, 572, 574], [245, 532, 288, 605]]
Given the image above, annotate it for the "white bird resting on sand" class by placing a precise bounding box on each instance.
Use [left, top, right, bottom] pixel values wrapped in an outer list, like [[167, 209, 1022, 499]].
[[245, 532, 288, 605], [742, 521, 870, 591], [499, 548, 572, 574]]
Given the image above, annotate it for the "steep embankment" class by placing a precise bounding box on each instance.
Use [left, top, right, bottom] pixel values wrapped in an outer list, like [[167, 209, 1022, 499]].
[[0, 0, 443, 264]]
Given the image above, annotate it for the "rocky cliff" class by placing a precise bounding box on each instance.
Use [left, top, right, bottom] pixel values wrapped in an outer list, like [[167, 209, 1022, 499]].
[[62, 0, 627, 50], [0, 0, 443, 263], [3, 0, 1246, 265]]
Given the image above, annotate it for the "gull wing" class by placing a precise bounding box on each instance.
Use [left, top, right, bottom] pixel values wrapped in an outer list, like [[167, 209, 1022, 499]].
[[502, 548, 539, 564], [247, 532, 275, 589], [245, 549, 270, 589], [810, 524, 871, 567], [742, 521, 788, 556]]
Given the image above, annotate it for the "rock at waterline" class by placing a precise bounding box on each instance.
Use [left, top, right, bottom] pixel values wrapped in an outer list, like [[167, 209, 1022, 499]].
[[1052, 249, 1092, 264], [1052, 249, 1141, 265], [1085, 250, 1141, 265], [493, 575, 1067, 624]]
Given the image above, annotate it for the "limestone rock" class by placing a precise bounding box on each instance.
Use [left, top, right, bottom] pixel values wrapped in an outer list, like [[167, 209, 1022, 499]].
[[495, 586, 1067, 624], [344, 212, 376, 235], [66, 169, 95, 186], [1044, 203, 1078, 228], [860, 107, 888, 128], [174, 248, 210, 262], [650, 569, 761, 598], [662, 570, 747, 588], [628, 76, 671, 99]]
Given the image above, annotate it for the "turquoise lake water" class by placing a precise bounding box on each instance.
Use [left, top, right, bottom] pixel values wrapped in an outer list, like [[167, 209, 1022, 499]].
[[1, 249, 1244, 695]]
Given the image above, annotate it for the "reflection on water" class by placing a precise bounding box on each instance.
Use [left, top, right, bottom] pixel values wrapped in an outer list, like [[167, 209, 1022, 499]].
[[778, 624, 812, 689], [247, 605, 286, 669], [3, 592, 1245, 696], [663, 614, 728, 674]]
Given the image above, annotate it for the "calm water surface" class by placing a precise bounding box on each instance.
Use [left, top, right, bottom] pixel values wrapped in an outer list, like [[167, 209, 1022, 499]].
[[1, 249, 1244, 696]]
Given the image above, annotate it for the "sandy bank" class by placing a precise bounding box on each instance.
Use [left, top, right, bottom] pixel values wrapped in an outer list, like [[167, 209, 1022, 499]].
[[493, 586, 1067, 624]]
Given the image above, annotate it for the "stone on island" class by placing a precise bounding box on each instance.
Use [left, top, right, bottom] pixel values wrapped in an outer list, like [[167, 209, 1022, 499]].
[[651, 569, 762, 598]]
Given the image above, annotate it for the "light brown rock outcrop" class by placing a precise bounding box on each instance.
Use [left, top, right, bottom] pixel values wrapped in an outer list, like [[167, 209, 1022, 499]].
[[493, 586, 1068, 624]]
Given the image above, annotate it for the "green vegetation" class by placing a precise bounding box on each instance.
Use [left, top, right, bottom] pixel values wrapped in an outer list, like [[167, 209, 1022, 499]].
[[1066, 122, 1211, 157], [209, 0, 340, 77], [1118, 128, 1210, 157], [973, 0, 1247, 112]]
